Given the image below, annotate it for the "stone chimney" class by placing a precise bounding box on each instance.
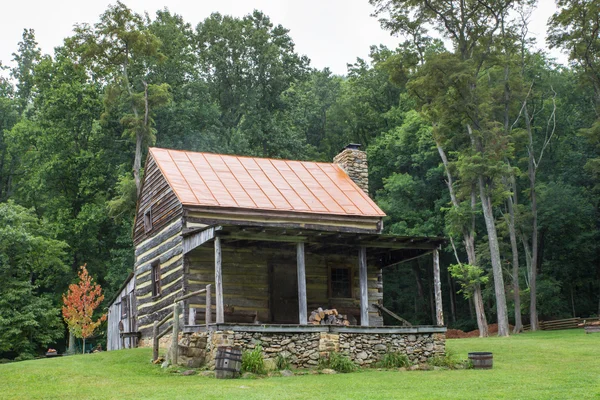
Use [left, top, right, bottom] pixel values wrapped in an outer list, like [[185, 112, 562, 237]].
[[333, 144, 369, 194]]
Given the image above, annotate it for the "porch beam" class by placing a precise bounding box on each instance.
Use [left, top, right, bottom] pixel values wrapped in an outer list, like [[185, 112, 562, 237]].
[[215, 236, 224, 323], [433, 248, 444, 326], [296, 242, 308, 325], [183, 226, 222, 254], [359, 246, 369, 326]]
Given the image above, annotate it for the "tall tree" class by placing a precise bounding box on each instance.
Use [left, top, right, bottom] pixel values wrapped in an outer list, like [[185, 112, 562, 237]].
[[195, 11, 310, 158], [11, 29, 41, 113], [370, 0, 527, 336], [67, 1, 170, 195], [0, 202, 67, 359]]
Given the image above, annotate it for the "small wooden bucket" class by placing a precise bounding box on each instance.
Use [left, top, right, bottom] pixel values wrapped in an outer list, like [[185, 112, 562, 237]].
[[468, 352, 493, 369], [215, 346, 242, 379]]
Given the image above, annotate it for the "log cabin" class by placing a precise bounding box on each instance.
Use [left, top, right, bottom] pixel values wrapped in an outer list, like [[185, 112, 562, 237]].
[[108, 144, 446, 363]]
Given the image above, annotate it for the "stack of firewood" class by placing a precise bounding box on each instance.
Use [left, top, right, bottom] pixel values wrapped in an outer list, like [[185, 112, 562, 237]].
[[308, 307, 350, 326]]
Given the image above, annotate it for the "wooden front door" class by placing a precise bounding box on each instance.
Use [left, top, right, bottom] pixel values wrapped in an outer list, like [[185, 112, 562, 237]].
[[270, 262, 299, 323]]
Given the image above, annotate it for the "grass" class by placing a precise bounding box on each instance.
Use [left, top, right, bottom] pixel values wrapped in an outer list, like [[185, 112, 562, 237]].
[[1, 330, 599, 400]]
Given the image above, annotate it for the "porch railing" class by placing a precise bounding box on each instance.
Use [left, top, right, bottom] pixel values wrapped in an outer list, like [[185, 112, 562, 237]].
[[152, 284, 212, 363]]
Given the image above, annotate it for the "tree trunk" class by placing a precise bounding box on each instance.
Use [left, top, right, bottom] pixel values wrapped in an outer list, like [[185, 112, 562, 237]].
[[82, 337, 86, 354], [478, 175, 510, 337], [447, 271, 457, 324], [528, 139, 539, 331], [437, 142, 488, 335], [507, 190, 523, 333], [122, 59, 143, 196], [473, 284, 488, 337], [68, 331, 76, 354]]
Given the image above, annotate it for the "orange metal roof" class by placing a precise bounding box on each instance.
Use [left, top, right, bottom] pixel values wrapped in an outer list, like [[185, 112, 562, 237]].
[[149, 147, 386, 218]]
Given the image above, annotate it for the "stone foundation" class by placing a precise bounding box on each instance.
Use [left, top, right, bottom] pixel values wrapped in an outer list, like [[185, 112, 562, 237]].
[[231, 331, 322, 368], [339, 332, 445, 366], [201, 327, 444, 369], [141, 325, 446, 369]]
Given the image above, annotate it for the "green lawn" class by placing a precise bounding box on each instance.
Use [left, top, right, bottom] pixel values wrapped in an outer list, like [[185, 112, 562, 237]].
[[2, 330, 599, 400]]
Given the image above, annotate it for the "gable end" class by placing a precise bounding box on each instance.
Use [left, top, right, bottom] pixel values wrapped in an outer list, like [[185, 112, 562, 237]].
[[133, 154, 183, 245]]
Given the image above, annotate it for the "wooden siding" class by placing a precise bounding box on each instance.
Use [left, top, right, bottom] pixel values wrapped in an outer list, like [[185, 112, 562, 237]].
[[134, 219, 184, 338], [107, 276, 136, 351], [133, 154, 183, 245], [185, 242, 383, 326]]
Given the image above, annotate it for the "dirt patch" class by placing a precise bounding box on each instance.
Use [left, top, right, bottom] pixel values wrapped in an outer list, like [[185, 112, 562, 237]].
[[446, 323, 514, 339]]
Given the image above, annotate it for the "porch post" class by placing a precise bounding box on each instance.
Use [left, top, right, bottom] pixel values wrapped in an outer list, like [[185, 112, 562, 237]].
[[433, 248, 444, 326], [296, 242, 308, 325], [359, 246, 369, 326], [215, 236, 224, 324]]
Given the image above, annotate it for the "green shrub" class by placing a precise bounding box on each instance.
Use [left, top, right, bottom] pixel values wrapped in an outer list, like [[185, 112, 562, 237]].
[[275, 353, 291, 370], [376, 352, 411, 368], [242, 346, 266, 375], [319, 352, 358, 373], [427, 350, 465, 369]]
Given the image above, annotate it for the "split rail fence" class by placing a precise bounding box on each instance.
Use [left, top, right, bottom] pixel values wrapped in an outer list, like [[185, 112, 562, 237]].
[[523, 317, 600, 331], [152, 284, 212, 363]]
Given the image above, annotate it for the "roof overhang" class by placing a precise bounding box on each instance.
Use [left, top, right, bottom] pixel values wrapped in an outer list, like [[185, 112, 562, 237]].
[[183, 224, 446, 268]]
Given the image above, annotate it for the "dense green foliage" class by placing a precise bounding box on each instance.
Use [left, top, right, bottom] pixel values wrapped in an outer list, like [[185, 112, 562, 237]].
[[1, 330, 599, 399], [0, 1, 599, 356]]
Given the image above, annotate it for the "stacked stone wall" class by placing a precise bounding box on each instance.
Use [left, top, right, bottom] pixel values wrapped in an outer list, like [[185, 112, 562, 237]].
[[210, 330, 445, 369], [141, 329, 446, 369], [339, 332, 445, 366], [231, 331, 321, 369]]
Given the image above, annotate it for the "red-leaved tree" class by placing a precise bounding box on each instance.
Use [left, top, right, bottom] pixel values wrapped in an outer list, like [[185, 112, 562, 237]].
[[62, 265, 107, 353]]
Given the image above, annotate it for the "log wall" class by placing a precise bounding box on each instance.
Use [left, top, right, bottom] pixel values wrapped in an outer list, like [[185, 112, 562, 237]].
[[185, 242, 383, 326], [134, 218, 184, 338]]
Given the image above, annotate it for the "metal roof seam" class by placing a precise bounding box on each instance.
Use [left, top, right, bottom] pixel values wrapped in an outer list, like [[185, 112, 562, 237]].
[[297, 160, 347, 214], [199, 152, 241, 208], [218, 154, 259, 209], [314, 162, 366, 214], [263, 158, 311, 211], [184, 150, 218, 205], [284, 159, 335, 213], [232, 157, 277, 210], [165, 149, 203, 205]]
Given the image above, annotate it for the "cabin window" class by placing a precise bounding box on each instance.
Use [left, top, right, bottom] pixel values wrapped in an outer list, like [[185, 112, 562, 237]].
[[144, 208, 152, 233], [151, 260, 161, 297], [330, 267, 352, 298], [121, 295, 129, 320]]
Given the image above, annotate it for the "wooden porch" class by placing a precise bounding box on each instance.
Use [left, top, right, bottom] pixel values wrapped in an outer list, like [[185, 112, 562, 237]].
[[181, 224, 446, 329]]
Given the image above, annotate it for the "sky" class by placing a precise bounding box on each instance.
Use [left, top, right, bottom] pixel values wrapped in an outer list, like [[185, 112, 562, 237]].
[[1, 0, 565, 76]]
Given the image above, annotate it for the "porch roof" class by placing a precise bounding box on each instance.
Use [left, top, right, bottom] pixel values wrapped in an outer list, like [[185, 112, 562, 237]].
[[183, 224, 446, 268]]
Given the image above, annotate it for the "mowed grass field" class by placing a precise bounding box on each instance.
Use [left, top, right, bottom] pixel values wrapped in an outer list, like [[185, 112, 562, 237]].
[[1, 329, 598, 400]]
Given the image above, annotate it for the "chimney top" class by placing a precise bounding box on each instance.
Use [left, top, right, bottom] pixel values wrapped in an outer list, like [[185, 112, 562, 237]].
[[344, 143, 362, 151], [333, 144, 369, 195]]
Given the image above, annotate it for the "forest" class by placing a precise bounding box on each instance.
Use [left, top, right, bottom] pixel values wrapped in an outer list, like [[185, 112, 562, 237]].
[[0, 0, 599, 359]]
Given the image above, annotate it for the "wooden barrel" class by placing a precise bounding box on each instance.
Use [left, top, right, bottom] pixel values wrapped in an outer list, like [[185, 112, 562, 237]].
[[468, 352, 493, 369], [215, 346, 242, 379]]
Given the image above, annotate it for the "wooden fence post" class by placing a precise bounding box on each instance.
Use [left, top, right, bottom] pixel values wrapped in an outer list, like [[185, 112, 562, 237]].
[[171, 302, 180, 365], [206, 284, 212, 327], [152, 320, 158, 362], [188, 307, 196, 326]]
